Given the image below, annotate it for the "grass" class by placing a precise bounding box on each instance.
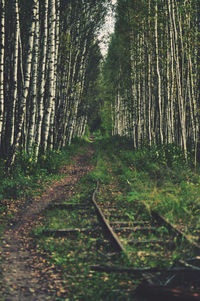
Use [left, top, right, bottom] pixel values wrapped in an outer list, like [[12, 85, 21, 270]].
[[33, 171, 139, 300], [0, 139, 87, 199], [1, 135, 200, 299], [32, 136, 200, 299], [0, 138, 90, 236], [97, 137, 200, 225], [92, 137, 199, 263]]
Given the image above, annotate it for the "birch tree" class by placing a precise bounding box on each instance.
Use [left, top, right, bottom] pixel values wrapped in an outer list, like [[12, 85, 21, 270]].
[[0, 0, 5, 148], [7, 0, 38, 167], [0, 0, 112, 168], [103, 0, 199, 163], [41, 0, 56, 153], [27, 1, 39, 154], [155, 0, 163, 144], [35, 0, 49, 158]]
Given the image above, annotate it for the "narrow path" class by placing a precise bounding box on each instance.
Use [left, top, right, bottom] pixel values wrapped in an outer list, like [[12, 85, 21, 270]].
[[0, 147, 95, 301]]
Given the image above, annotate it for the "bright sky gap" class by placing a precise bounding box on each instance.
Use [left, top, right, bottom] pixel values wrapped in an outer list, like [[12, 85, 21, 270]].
[[98, 0, 117, 56]]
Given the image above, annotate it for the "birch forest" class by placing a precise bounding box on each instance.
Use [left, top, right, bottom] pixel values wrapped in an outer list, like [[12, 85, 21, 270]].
[[0, 0, 199, 169], [0, 0, 110, 169], [1, 1, 200, 299], [103, 0, 200, 164]]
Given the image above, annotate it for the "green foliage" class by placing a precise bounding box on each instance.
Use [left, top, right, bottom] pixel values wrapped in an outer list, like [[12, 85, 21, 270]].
[[92, 138, 199, 268], [89, 156, 110, 184], [81, 126, 91, 142], [94, 137, 200, 235], [39, 150, 64, 174], [119, 143, 187, 168], [33, 172, 138, 301], [99, 101, 113, 138], [95, 135, 132, 154], [0, 139, 89, 201], [30, 138, 200, 299]]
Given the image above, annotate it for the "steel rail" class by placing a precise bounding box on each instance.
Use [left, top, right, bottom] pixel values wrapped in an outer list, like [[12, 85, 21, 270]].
[[92, 181, 200, 264], [151, 210, 200, 254], [91, 181, 126, 253]]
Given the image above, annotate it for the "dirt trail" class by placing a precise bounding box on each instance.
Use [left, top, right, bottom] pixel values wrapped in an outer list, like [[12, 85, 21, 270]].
[[0, 148, 95, 301]]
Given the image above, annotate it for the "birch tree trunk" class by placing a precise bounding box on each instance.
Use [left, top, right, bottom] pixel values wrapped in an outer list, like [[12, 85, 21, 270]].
[[155, 0, 163, 144], [49, 0, 60, 150], [10, 0, 20, 148], [147, 0, 152, 146], [137, 53, 142, 146], [27, 1, 39, 154], [67, 36, 87, 145], [0, 0, 5, 149], [35, 0, 48, 159], [142, 33, 146, 142], [7, 0, 38, 167], [167, 0, 175, 144], [188, 53, 199, 166], [166, 44, 172, 144], [42, 0, 56, 153], [104, 0, 199, 163], [171, 0, 187, 159], [0, 0, 110, 167]]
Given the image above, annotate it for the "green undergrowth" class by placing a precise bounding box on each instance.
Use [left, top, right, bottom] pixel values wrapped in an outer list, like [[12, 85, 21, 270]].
[[93, 136, 200, 242], [0, 138, 90, 235], [33, 172, 139, 300], [32, 136, 200, 299], [0, 139, 89, 199]]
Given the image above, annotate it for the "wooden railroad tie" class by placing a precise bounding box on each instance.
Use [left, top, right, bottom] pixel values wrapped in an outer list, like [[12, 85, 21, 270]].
[[42, 226, 99, 237], [47, 203, 91, 210], [90, 264, 200, 274]]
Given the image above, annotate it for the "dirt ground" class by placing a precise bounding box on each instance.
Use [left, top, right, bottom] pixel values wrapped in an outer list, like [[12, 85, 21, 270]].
[[0, 147, 95, 301]]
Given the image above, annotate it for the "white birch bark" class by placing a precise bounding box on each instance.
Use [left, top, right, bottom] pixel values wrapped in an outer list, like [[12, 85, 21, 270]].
[[54, 0, 60, 87], [42, 0, 56, 152], [166, 45, 172, 144], [59, 46, 73, 149], [8, 0, 38, 167], [116, 91, 120, 135], [187, 10, 199, 166], [155, 0, 163, 144], [147, 0, 152, 146], [28, 1, 39, 154], [49, 0, 60, 150], [188, 54, 199, 166], [167, 0, 175, 143], [142, 35, 146, 142], [35, 0, 48, 158], [171, 0, 187, 159], [129, 29, 137, 147], [9, 0, 20, 148], [187, 65, 195, 143], [67, 36, 87, 145], [0, 0, 5, 147], [137, 62, 142, 146]]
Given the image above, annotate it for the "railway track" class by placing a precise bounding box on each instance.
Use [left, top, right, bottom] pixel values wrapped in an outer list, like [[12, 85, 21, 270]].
[[42, 181, 200, 300], [91, 181, 200, 300]]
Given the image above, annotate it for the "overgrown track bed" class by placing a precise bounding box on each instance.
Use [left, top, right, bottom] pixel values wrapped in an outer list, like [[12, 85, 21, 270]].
[[38, 179, 200, 300], [92, 181, 200, 300], [36, 194, 139, 300]]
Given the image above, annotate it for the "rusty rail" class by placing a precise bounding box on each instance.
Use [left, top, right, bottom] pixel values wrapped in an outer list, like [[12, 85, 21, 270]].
[[92, 181, 126, 252]]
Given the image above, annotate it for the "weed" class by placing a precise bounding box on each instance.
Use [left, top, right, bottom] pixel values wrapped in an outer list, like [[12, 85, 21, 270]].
[[33, 172, 137, 300], [31, 137, 200, 300]]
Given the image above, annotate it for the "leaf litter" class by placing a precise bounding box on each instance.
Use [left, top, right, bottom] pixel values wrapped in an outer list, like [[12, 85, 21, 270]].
[[0, 146, 95, 300]]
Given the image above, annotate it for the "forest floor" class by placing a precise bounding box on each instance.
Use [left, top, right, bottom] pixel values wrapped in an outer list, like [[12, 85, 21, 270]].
[[0, 146, 95, 301], [1, 138, 200, 301]]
